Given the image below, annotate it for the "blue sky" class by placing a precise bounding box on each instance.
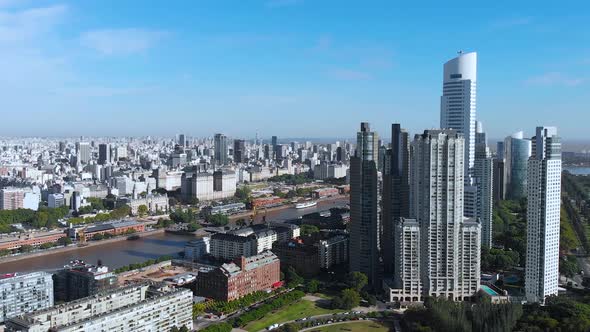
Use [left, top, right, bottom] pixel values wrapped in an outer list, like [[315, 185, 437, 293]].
[[1, 0, 589, 140]]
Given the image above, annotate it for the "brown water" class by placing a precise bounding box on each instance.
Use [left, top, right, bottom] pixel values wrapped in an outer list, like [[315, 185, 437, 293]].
[[0, 197, 348, 274]]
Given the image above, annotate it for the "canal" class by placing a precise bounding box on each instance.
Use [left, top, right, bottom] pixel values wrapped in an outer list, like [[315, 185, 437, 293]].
[[0, 196, 349, 274]]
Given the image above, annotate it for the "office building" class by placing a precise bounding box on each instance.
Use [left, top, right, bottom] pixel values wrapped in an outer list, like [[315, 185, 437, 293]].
[[75, 142, 91, 165], [97, 143, 111, 165], [47, 193, 65, 208], [195, 252, 281, 301], [233, 139, 246, 163], [0, 272, 54, 323], [349, 122, 380, 287], [53, 261, 118, 302], [382, 123, 410, 274], [178, 133, 186, 147], [525, 126, 561, 304], [184, 237, 210, 262], [181, 168, 237, 201], [214, 133, 228, 165], [440, 51, 477, 181], [504, 132, 532, 200], [6, 283, 193, 332], [474, 121, 494, 248]]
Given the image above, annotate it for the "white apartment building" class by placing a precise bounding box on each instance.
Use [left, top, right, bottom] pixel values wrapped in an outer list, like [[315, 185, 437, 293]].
[[0, 272, 54, 323], [388, 218, 421, 302], [525, 127, 562, 304], [386, 130, 481, 303], [47, 193, 65, 208], [209, 233, 257, 260], [6, 284, 193, 332]]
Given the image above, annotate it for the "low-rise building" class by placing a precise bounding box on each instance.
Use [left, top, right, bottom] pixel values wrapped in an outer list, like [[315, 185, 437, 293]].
[[0, 231, 67, 251], [122, 193, 169, 215], [6, 283, 193, 332], [80, 220, 145, 241], [195, 252, 281, 301], [0, 272, 54, 323], [209, 233, 257, 260]]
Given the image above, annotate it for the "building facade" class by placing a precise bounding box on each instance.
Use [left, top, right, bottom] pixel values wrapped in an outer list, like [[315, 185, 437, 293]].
[[525, 127, 561, 304], [195, 252, 281, 301], [53, 261, 118, 302], [6, 284, 193, 332], [349, 122, 380, 287], [504, 132, 532, 200], [0, 272, 54, 323]]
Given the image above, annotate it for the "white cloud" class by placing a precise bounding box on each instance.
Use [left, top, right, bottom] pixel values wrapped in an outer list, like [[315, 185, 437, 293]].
[[0, 4, 66, 42], [525, 72, 584, 87], [80, 28, 167, 55]]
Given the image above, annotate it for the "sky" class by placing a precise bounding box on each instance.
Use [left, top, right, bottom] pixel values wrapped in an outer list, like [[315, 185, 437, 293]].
[[0, 0, 589, 141]]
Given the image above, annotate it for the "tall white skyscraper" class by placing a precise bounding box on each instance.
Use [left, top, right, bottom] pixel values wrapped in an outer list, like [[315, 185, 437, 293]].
[[383, 130, 481, 303], [525, 126, 561, 304], [440, 51, 477, 181]]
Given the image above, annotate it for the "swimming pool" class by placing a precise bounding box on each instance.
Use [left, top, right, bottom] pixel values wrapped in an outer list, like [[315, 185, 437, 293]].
[[481, 285, 499, 296]]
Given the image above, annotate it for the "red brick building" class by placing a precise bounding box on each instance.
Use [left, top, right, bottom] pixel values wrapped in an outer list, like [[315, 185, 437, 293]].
[[81, 220, 145, 241], [196, 251, 280, 301], [0, 231, 67, 251]]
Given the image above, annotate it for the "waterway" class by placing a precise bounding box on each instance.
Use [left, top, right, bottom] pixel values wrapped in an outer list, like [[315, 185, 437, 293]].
[[565, 167, 590, 175], [0, 196, 349, 274]]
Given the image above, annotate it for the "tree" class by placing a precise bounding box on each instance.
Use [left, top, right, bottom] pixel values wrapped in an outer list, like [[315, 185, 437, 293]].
[[305, 279, 320, 293], [235, 186, 252, 203], [346, 272, 368, 292], [20, 244, 33, 253], [278, 323, 300, 332], [169, 197, 179, 207], [286, 266, 304, 288], [300, 224, 320, 236], [57, 236, 72, 246], [137, 205, 148, 217], [207, 214, 229, 227], [334, 288, 361, 310], [0, 249, 10, 257]]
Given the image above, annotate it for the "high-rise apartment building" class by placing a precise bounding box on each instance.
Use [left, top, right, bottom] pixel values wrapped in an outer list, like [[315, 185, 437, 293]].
[[214, 133, 228, 165], [386, 130, 481, 303], [382, 124, 410, 274], [0, 272, 54, 323], [349, 122, 380, 287], [0, 188, 24, 210], [474, 121, 493, 248], [525, 126, 561, 304]]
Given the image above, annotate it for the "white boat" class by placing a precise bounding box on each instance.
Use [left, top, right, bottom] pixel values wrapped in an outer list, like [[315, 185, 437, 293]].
[[295, 201, 317, 209]]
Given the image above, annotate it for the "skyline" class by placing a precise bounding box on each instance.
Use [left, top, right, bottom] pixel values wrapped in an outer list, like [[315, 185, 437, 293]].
[[1, 1, 589, 139]]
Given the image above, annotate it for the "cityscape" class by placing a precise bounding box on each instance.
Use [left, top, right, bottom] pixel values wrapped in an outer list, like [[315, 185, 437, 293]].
[[1, 2, 590, 332]]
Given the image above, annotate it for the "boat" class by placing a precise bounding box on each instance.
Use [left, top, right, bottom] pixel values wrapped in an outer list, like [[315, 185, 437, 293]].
[[295, 201, 317, 209]]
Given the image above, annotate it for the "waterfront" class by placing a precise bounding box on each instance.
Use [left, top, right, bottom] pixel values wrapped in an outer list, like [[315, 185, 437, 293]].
[[0, 196, 348, 274], [565, 167, 590, 175]]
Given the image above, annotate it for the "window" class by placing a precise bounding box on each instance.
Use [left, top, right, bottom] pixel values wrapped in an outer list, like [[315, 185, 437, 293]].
[[450, 74, 462, 79]]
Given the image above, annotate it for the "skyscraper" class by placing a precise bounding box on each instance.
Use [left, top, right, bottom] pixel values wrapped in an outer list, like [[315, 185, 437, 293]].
[[440, 51, 477, 181], [233, 139, 246, 163], [525, 126, 561, 304], [474, 121, 493, 248], [349, 122, 380, 287], [504, 131, 532, 200], [179, 134, 186, 147], [98, 143, 111, 165], [76, 142, 91, 165], [214, 133, 228, 165], [410, 130, 480, 301], [382, 124, 410, 274]]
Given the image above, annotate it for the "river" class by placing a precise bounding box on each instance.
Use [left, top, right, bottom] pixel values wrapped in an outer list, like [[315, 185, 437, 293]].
[[0, 196, 349, 274], [564, 167, 590, 175]]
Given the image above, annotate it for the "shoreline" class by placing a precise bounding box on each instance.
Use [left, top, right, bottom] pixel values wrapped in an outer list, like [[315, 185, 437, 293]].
[[228, 194, 349, 222], [0, 229, 166, 265]]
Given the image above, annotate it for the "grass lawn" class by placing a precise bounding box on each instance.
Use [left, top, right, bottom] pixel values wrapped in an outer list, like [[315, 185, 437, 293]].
[[244, 300, 342, 332], [310, 321, 390, 332]]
